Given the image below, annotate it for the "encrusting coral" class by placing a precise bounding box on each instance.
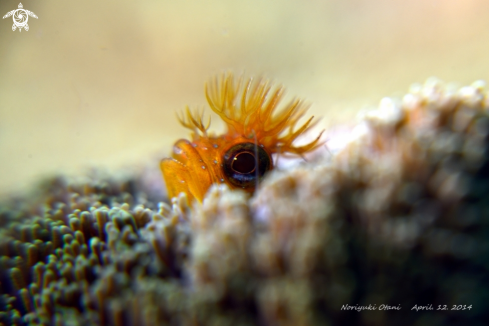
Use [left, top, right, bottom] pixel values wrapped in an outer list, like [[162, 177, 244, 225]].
[[1, 78, 488, 326]]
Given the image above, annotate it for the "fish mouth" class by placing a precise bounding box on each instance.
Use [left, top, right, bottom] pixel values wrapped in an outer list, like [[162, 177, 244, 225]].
[[161, 138, 215, 202], [170, 139, 203, 166]]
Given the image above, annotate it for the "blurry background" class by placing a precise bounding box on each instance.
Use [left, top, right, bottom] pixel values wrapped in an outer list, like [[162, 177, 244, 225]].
[[1, 0, 489, 197]]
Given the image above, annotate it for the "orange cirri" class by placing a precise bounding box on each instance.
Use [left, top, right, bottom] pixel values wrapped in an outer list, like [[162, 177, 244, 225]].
[[160, 73, 324, 203]]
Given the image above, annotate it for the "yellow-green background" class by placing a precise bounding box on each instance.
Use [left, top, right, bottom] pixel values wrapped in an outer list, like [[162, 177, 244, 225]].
[[1, 0, 488, 196]]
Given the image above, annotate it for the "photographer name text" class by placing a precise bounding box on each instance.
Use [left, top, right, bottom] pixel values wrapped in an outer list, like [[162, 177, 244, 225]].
[[341, 304, 473, 312]]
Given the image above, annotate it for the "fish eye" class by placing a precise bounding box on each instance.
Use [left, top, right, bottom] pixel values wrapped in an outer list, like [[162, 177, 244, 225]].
[[223, 142, 272, 188], [232, 152, 256, 174]]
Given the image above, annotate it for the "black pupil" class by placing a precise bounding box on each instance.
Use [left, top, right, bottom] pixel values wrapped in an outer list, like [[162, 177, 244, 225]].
[[222, 142, 271, 188], [232, 152, 256, 174]]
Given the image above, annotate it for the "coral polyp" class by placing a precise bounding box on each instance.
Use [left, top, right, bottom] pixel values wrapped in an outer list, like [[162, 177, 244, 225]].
[[1, 78, 488, 325]]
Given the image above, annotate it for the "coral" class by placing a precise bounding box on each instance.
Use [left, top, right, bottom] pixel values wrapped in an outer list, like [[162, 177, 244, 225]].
[[1, 78, 488, 326]]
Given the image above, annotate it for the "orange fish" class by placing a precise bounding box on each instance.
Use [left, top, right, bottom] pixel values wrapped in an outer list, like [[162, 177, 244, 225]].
[[160, 73, 323, 203]]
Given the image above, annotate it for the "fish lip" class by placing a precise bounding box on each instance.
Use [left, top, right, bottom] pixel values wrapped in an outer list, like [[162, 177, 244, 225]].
[[170, 139, 205, 167]]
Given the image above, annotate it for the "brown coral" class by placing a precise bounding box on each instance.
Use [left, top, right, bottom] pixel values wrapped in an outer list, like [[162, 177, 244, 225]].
[[1, 78, 489, 326]]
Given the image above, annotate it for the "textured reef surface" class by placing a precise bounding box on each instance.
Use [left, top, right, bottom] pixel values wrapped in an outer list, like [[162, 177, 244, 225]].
[[1, 79, 488, 326]]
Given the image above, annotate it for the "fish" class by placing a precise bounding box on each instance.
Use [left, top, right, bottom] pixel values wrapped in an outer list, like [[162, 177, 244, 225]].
[[160, 73, 324, 203]]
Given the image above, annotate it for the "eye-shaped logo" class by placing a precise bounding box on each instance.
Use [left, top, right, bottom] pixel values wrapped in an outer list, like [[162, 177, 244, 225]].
[[3, 3, 38, 32]]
